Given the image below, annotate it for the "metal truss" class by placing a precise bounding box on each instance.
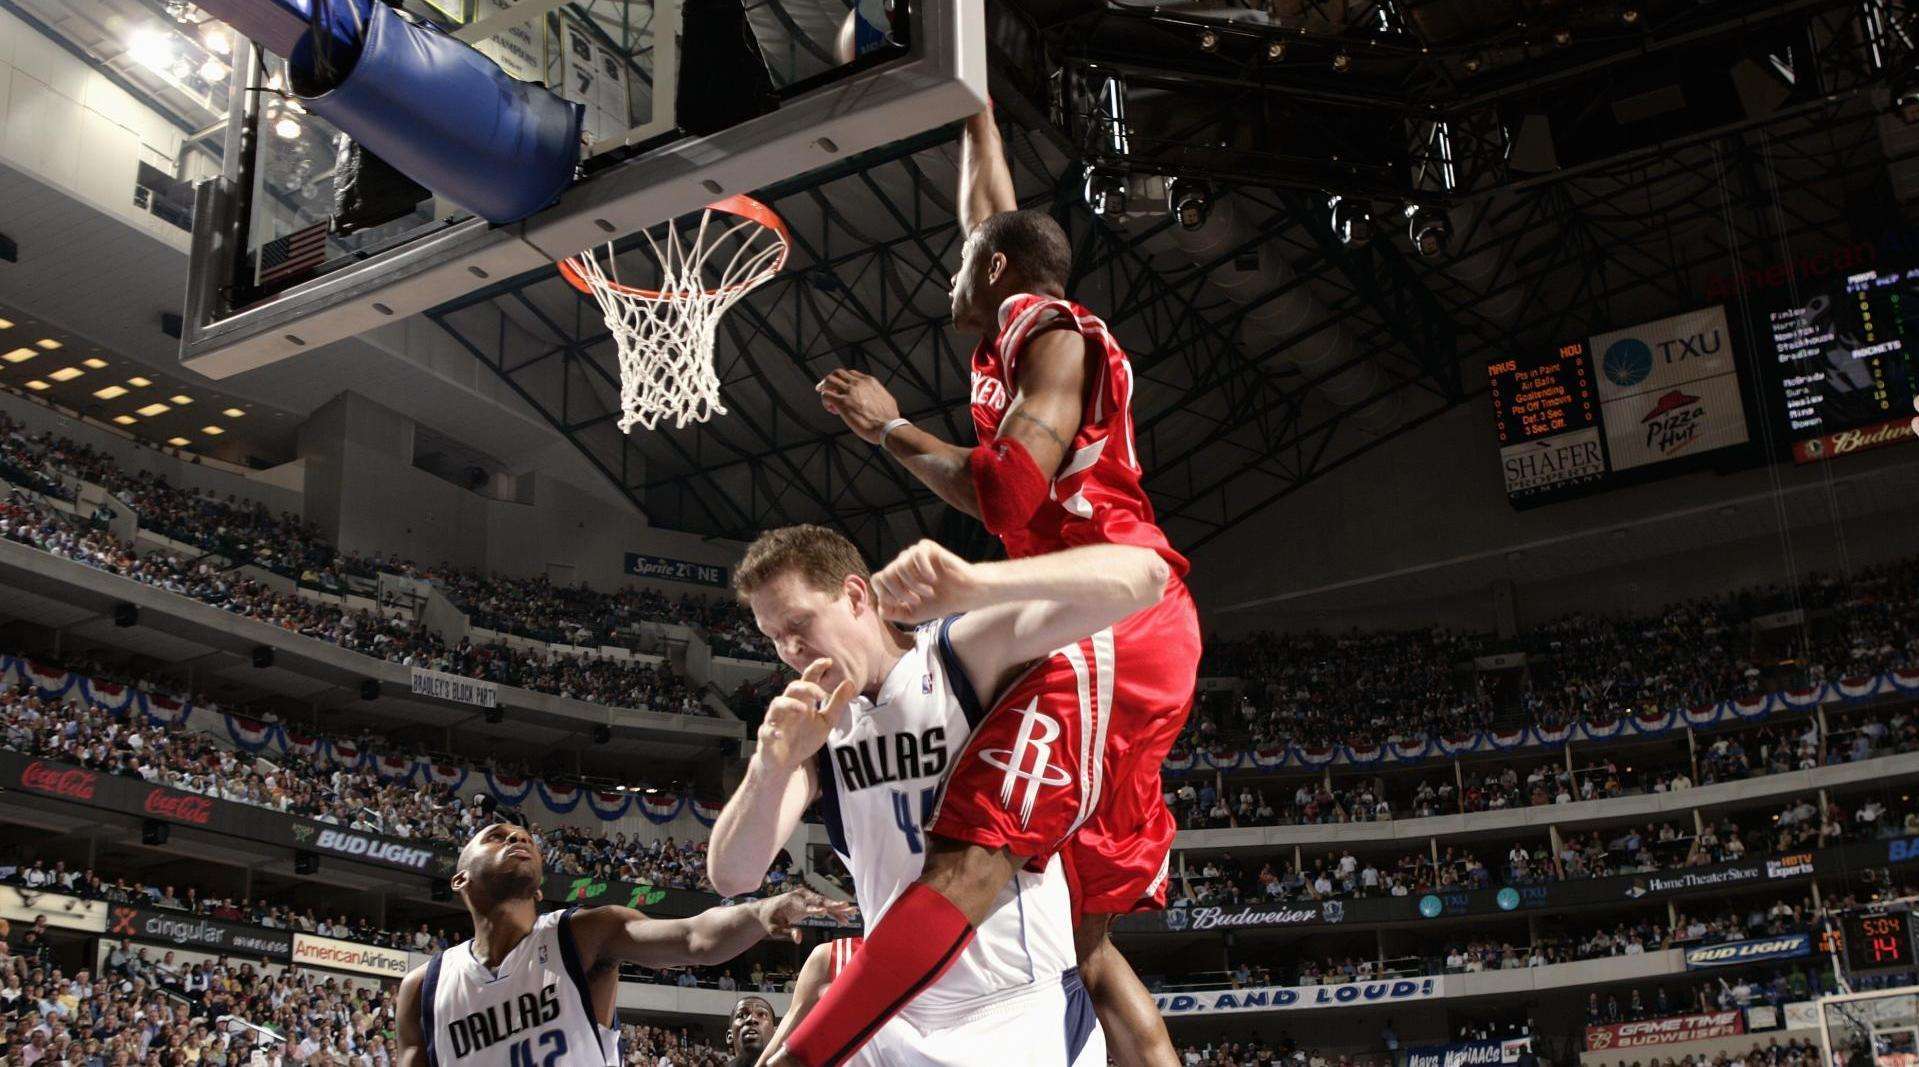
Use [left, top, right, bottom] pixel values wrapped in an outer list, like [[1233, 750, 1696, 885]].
[[422, 7, 1919, 562]]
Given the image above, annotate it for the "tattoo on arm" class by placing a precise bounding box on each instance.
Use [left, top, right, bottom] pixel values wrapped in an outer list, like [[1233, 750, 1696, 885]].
[[1006, 410, 1070, 451]]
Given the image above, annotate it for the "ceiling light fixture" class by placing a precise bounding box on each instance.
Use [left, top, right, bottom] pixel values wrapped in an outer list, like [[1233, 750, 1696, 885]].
[[167, 436, 191, 447], [127, 377, 153, 387], [137, 403, 171, 417], [170, 394, 193, 405], [114, 415, 138, 425], [24, 380, 49, 391], [48, 367, 84, 382], [83, 358, 108, 369], [3, 348, 37, 363], [201, 424, 225, 435], [94, 385, 129, 400], [222, 407, 246, 417]]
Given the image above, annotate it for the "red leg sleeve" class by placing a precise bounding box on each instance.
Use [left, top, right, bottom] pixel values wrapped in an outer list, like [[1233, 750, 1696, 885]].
[[779, 883, 974, 1067]]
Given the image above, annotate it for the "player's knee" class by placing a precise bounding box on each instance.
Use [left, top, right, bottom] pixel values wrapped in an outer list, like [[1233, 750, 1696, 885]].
[[918, 837, 1022, 926]]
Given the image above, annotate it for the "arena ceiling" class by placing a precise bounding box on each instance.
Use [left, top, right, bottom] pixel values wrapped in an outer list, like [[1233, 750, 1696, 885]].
[[419, 0, 1919, 560]]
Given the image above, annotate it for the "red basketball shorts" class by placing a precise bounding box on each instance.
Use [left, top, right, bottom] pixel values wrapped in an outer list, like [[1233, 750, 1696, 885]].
[[928, 577, 1201, 917]]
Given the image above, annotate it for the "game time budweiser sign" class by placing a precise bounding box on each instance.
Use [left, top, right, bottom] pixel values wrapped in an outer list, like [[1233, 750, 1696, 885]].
[[1586, 1011, 1745, 1050]]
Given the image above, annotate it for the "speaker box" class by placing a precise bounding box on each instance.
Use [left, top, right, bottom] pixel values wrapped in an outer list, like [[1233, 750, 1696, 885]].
[[113, 603, 140, 628], [592, 724, 612, 745], [252, 646, 275, 669], [359, 679, 381, 701], [142, 819, 169, 846], [294, 851, 319, 875]]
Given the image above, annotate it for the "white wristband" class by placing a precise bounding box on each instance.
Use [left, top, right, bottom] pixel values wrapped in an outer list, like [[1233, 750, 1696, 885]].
[[878, 418, 911, 446]]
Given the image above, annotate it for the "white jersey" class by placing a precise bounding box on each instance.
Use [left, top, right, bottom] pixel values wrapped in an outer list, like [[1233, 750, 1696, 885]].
[[814, 618, 1080, 1025], [418, 909, 619, 1067]]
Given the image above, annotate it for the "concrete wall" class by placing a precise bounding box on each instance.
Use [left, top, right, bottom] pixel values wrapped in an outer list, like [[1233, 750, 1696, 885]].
[[0, 7, 213, 251], [298, 392, 746, 594]]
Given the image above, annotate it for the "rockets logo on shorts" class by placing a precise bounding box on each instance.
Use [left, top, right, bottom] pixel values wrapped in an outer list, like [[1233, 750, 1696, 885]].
[[978, 697, 1072, 828]]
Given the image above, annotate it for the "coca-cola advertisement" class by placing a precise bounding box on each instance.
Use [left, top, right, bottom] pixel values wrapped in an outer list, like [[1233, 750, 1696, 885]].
[[144, 789, 215, 825], [20, 760, 98, 801]]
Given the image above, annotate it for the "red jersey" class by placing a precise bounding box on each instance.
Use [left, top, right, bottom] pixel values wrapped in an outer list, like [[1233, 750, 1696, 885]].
[[970, 293, 1189, 577]]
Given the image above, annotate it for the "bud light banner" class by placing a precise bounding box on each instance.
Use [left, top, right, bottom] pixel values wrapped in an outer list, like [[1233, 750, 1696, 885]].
[[1154, 977, 1445, 1016], [623, 553, 728, 588], [1407, 1037, 1533, 1067], [1684, 934, 1811, 969]]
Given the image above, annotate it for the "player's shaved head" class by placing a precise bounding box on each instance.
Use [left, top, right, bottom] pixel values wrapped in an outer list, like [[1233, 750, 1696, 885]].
[[453, 821, 542, 908], [973, 210, 1071, 290]]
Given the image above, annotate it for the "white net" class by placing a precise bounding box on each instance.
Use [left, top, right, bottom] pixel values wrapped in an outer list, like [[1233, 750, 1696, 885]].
[[561, 202, 788, 432]]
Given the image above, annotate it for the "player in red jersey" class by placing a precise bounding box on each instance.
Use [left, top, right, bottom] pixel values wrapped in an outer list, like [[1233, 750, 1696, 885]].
[[771, 105, 1199, 1067]]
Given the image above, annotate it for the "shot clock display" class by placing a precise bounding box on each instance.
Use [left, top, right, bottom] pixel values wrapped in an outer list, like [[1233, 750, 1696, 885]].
[[1842, 910, 1916, 971]]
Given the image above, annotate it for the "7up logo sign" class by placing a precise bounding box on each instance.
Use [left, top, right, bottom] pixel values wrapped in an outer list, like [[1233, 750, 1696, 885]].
[[563, 877, 665, 908]]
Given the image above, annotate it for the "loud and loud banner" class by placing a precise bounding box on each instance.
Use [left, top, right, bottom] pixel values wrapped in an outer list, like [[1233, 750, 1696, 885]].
[[1154, 977, 1444, 1016], [1589, 306, 1751, 471], [0, 752, 708, 917]]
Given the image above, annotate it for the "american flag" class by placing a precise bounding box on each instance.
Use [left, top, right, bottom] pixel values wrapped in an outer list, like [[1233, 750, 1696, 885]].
[[254, 220, 329, 288]]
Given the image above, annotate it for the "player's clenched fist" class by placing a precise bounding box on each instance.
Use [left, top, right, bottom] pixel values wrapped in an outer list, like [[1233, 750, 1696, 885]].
[[872, 539, 983, 622], [758, 657, 854, 770]]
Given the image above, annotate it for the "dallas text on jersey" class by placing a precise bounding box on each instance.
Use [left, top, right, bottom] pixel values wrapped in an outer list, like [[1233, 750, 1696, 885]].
[[832, 728, 948, 792], [446, 982, 562, 1058]]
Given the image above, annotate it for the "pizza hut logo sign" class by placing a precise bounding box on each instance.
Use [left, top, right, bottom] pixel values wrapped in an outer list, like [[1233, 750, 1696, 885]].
[[1639, 389, 1709, 457], [144, 789, 214, 825], [21, 761, 98, 801]]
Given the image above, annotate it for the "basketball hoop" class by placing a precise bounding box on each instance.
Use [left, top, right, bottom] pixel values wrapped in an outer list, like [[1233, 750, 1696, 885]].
[[558, 196, 791, 432]]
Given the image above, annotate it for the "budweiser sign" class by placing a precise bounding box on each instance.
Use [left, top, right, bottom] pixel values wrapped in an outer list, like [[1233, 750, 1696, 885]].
[[143, 789, 214, 825], [1586, 1011, 1745, 1051], [21, 761, 98, 801], [1793, 417, 1916, 464]]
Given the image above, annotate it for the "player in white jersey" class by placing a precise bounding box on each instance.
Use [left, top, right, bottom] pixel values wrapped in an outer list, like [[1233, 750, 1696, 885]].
[[709, 525, 1171, 1067], [395, 820, 847, 1067]]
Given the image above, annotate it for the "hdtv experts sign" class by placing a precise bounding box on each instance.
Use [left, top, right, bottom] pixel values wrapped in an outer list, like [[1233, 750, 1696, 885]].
[[1155, 977, 1444, 1017], [292, 933, 410, 979]]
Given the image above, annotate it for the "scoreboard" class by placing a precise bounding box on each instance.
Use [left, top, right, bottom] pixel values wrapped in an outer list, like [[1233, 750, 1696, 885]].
[[1488, 342, 1606, 504], [1761, 265, 1919, 462], [1842, 910, 1917, 973], [1489, 306, 1752, 506]]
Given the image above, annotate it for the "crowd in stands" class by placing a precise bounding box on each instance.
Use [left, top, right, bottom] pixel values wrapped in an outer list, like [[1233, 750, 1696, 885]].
[[1169, 700, 1917, 832], [1595, 1038, 1822, 1067], [0, 666, 786, 897], [1192, 555, 1919, 760], [0, 932, 742, 1065], [1172, 787, 1911, 916], [0, 411, 775, 716]]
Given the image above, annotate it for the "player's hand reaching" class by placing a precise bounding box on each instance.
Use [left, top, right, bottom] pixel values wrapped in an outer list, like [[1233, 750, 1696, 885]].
[[872, 539, 984, 622], [758, 658, 854, 770], [817, 369, 902, 444], [754, 888, 858, 943]]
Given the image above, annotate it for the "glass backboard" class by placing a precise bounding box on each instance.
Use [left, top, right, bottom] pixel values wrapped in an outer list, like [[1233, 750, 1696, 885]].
[[180, 0, 982, 378]]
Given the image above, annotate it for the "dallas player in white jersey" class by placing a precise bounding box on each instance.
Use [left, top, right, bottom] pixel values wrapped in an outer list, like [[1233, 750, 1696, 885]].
[[395, 820, 847, 1067], [709, 524, 1171, 1067]]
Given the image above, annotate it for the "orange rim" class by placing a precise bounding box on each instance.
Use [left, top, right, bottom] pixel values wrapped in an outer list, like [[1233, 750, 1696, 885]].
[[556, 195, 792, 300]]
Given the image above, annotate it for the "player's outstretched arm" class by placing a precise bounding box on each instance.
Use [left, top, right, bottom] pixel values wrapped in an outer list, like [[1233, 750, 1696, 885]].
[[709, 659, 852, 897], [871, 540, 1168, 698], [394, 966, 427, 1067], [818, 328, 1086, 530], [960, 106, 1018, 233], [569, 890, 853, 970]]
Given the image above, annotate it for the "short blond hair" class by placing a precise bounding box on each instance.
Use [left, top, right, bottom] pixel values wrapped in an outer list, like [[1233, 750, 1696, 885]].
[[733, 524, 870, 600]]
